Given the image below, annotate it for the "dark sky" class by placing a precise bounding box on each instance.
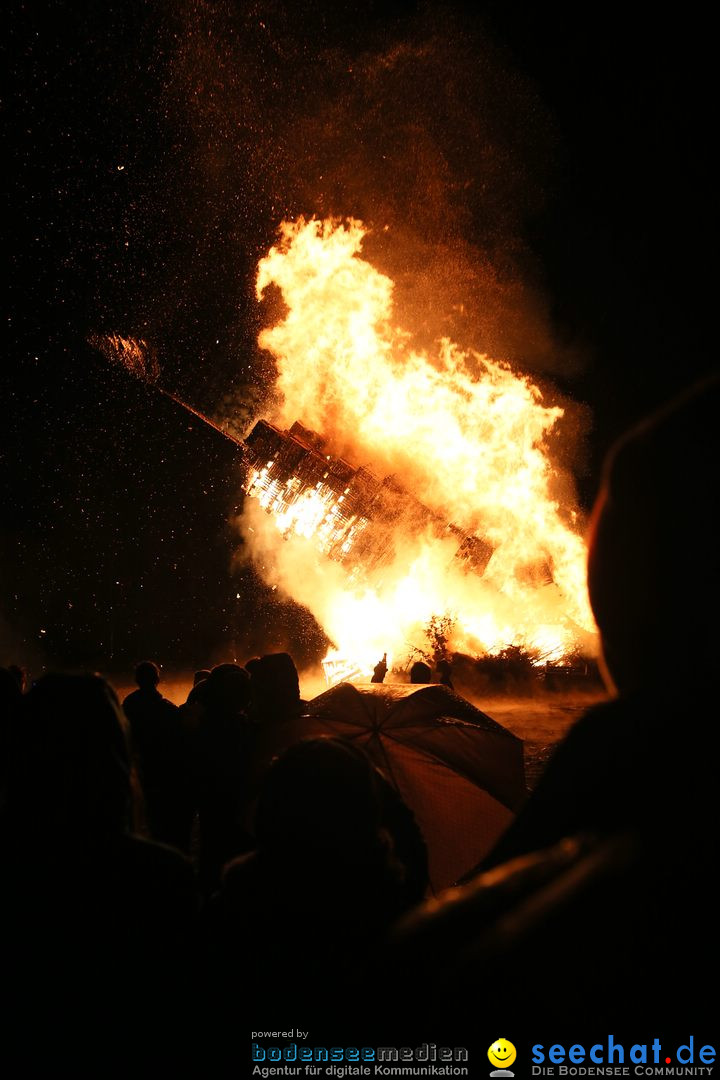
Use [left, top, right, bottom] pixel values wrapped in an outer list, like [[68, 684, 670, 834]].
[[4, 1, 717, 675]]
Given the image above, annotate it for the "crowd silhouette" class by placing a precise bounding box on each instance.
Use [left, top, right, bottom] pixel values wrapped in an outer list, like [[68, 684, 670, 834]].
[[1, 375, 717, 1064]]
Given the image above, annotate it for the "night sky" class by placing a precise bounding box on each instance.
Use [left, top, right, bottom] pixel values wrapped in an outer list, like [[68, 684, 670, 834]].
[[4, 1, 716, 677]]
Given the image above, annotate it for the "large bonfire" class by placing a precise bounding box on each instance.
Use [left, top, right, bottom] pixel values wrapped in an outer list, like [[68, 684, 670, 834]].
[[239, 217, 597, 681]]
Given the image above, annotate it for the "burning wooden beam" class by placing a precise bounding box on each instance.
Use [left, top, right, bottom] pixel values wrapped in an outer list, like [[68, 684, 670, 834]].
[[242, 417, 494, 585]]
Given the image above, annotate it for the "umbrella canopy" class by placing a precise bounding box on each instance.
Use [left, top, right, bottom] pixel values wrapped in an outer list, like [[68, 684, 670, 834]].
[[289, 682, 526, 893]]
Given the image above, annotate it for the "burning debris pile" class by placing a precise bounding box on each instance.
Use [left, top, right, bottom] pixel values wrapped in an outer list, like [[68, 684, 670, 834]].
[[240, 217, 598, 678], [243, 418, 493, 584]]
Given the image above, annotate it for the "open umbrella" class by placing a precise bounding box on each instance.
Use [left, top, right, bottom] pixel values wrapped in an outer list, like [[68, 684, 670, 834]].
[[289, 682, 526, 893]]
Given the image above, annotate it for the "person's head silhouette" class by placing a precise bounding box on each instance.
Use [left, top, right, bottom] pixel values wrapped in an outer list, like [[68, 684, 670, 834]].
[[134, 660, 160, 690], [409, 661, 432, 684], [587, 374, 719, 695]]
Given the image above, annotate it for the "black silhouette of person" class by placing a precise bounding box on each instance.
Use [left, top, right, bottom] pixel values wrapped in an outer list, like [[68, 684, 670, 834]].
[[371, 652, 388, 683], [382, 375, 720, 1036], [1, 673, 199, 1067], [409, 660, 432, 683], [206, 735, 428, 1026], [123, 660, 195, 852]]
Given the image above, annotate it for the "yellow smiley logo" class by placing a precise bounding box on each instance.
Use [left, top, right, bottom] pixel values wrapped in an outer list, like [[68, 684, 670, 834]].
[[488, 1039, 517, 1069]]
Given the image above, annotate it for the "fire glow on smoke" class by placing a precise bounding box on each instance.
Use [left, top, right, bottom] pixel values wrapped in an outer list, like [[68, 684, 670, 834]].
[[240, 217, 597, 678]]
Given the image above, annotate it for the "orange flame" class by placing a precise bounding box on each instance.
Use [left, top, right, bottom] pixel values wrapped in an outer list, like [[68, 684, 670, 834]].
[[242, 217, 596, 677]]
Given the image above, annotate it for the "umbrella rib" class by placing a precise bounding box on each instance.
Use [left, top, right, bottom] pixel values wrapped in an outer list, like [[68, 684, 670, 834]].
[[375, 725, 458, 773], [373, 725, 504, 799], [368, 729, 404, 792]]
